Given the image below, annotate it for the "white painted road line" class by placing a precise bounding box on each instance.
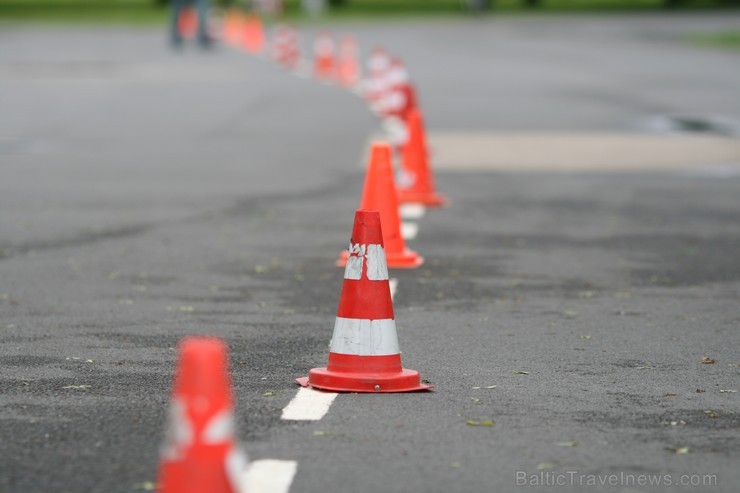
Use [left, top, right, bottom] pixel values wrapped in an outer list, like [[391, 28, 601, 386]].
[[389, 278, 398, 301], [281, 387, 337, 421], [399, 203, 426, 220], [242, 459, 297, 493], [401, 221, 418, 240]]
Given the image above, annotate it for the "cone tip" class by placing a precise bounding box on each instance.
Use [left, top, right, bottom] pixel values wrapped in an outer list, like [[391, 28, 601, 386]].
[[175, 336, 230, 397], [354, 208, 382, 226], [370, 140, 392, 152], [179, 336, 227, 356]]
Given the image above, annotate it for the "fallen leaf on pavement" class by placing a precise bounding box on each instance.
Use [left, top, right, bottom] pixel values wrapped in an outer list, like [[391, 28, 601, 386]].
[[665, 446, 689, 455], [132, 482, 156, 491], [465, 419, 494, 427], [665, 420, 686, 426]]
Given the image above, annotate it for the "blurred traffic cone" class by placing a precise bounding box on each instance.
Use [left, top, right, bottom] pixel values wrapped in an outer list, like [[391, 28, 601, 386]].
[[314, 32, 335, 80], [380, 58, 416, 120], [178, 7, 198, 40], [272, 24, 300, 69], [363, 47, 390, 106], [397, 109, 448, 207], [223, 9, 243, 46], [336, 36, 360, 88], [338, 143, 423, 269], [299, 209, 431, 393], [157, 337, 248, 493], [242, 13, 264, 54]]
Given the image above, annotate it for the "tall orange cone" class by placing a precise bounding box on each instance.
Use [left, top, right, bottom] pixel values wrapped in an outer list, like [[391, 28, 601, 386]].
[[313, 32, 335, 80], [299, 209, 431, 393], [242, 13, 264, 54], [336, 36, 360, 88], [338, 142, 423, 269], [157, 337, 248, 493], [396, 109, 448, 207]]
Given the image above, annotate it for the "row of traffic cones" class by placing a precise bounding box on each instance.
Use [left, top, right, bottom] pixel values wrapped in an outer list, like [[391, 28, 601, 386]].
[[158, 17, 448, 492], [218, 14, 446, 207], [155, 206, 428, 491], [156, 211, 426, 491]]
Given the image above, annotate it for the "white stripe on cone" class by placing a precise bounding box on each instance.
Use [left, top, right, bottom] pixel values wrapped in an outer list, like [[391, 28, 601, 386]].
[[330, 317, 399, 356], [344, 243, 389, 281]]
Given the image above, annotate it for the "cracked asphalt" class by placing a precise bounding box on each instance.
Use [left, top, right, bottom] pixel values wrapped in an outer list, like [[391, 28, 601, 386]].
[[1, 14, 739, 493]]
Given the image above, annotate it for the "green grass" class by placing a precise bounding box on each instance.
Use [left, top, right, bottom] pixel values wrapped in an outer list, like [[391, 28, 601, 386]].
[[0, 0, 167, 24], [691, 30, 740, 49], [0, 0, 737, 24]]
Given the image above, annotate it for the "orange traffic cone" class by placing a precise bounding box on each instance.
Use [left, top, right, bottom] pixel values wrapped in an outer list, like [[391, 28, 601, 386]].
[[178, 7, 198, 40], [396, 109, 448, 207], [224, 9, 245, 46], [272, 24, 300, 69], [364, 47, 390, 106], [336, 36, 360, 88], [338, 142, 423, 269], [380, 58, 417, 121], [157, 337, 248, 493], [314, 32, 335, 80], [242, 13, 264, 54], [299, 209, 432, 393]]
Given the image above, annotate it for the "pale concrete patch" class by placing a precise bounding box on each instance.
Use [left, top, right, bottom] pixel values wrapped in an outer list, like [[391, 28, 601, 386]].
[[241, 459, 297, 493], [427, 133, 740, 172]]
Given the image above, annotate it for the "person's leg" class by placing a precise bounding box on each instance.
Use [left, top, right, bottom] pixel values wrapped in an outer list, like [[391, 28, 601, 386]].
[[170, 0, 186, 47], [196, 0, 211, 47]]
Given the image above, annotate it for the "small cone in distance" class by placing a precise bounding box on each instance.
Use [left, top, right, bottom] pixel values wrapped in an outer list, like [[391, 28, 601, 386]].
[[337, 142, 423, 269], [364, 47, 390, 105], [314, 32, 335, 79], [157, 337, 248, 493], [397, 109, 448, 207], [299, 209, 431, 393], [223, 9, 243, 46], [242, 13, 264, 54], [272, 24, 300, 69], [336, 36, 360, 88], [178, 7, 198, 40]]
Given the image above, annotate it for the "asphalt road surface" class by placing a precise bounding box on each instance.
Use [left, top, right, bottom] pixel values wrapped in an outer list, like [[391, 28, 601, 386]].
[[1, 14, 739, 493]]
